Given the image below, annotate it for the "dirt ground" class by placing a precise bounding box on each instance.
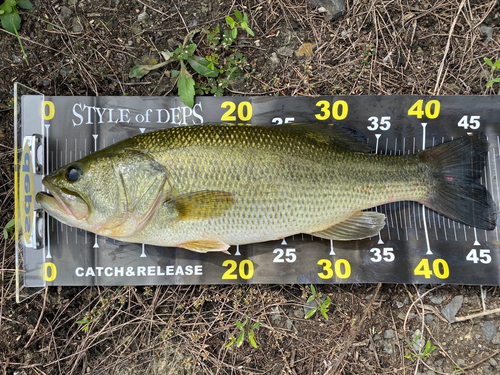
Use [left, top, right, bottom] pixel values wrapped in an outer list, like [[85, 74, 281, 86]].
[[2, 0, 500, 374]]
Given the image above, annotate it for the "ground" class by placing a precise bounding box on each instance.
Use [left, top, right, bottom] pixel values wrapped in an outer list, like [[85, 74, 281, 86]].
[[2, 0, 500, 374]]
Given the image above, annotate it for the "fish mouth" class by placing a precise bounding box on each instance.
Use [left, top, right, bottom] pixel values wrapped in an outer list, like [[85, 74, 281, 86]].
[[36, 178, 89, 222]]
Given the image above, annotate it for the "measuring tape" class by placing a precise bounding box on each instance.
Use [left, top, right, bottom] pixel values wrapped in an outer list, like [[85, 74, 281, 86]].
[[18, 95, 500, 286]]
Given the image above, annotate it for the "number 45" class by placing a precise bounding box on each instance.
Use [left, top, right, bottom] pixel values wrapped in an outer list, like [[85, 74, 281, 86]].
[[458, 115, 480, 130], [466, 249, 491, 264]]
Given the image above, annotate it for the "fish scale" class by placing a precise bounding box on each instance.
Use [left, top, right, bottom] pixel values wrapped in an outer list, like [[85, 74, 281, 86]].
[[123, 125, 429, 246]]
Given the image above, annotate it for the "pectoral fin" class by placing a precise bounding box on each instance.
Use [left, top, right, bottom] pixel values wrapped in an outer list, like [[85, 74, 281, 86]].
[[164, 190, 235, 220], [179, 240, 231, 253], [309, 211, 386, 241]]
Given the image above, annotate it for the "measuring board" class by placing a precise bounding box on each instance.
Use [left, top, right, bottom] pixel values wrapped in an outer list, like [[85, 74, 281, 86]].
[[14, 93, 500, 287]]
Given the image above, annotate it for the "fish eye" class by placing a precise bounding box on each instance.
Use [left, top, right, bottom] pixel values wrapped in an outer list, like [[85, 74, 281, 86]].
[[65, 165, 82, 182]]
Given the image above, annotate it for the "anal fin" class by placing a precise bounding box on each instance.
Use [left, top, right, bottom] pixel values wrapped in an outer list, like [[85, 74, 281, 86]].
[[179, 240, 230, 253], [309, 211, 386, 241]]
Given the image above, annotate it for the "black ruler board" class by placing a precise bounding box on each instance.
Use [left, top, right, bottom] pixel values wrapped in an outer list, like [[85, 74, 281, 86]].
[[17, 95, 500, 286]]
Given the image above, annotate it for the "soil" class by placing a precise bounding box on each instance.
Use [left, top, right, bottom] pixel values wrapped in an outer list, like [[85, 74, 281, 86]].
[[2, 0, 500, 374]]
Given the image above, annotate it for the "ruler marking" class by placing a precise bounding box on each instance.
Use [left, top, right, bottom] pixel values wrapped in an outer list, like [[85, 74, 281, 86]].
[[421, 123, 432, 255], [442, 216, 448, 242], [489, 144, 499, 241]]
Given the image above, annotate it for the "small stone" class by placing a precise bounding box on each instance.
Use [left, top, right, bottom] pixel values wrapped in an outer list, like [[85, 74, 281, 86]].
[[11, 54, 23, 64], [384, 329, 395, 339], [373, 334, 381, 340], [286, 319, 293, 330], [434, 359, 444, 366], [270, 52, 280, 65], [380, 340, 393, 354], [59, 6, 73, 22], [270, 306, 281, 322], [188, 19, 198, 27], [294, 308, 304, 319], [60, 66, 72, 78], [424, 314, 435, 324], [482, 321, 497, 341], [72, 17, 83, 33], [131, 24, 142, 36], [296, 43, 315, 59], [307, 0, 346, 21], [277, 46, 294, 57], [457, 359, 465, 366], [479, 24, 493, 43], [489, 358, 498, 367], [483, 365, 493, 374], [138, 12, 149, 22], [441, 295, 463, 323], [396, 301, 404, 309], [492, 333, 500, 344], [429, 295, 446, 305]]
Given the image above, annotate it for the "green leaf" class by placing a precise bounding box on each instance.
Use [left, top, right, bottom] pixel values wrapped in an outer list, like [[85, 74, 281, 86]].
[[235, 320, 244, 330], [310, 285, 316, 295], [249, 332, 258, 348], [225, 337, 236, 348], [171, 69, 179, 77], [187, 55, 218, 77], [234, 9, 243, 22], [495, 59, 500, 69], [307, 295, 315, 303], [486, 80, 494, 88], [76, 319, 89, 324], [246, 27, 254, 37], [186, 43, 197, 55], [236, 331, 245, 347], [251, 321, 260, 331], [0, 1, 13, 13], [484, 57, 494, 67], [321, 308, 329, 320], [226, 15, 235, 29], [1, 12, 21, 33], [3, 229, 8, 239], [17, 0, 33, 9], [231, 27, 237, 39], [6, 219, 15, 229], [177, 62, 195, 108], [305, 308, 317, 319]]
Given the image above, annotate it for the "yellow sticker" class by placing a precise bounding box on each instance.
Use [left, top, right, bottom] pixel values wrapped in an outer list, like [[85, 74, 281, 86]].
[[20, 140, 35, 245]]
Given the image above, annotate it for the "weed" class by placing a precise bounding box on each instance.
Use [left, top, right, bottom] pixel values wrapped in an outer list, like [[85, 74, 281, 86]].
[[223, 10, 254, 49], [305, 285, 331, 320], [129, 11, 255, 106], [129, 29, 217, 107], [404, 334, 437, 361], [0, 0, 32, 64], [225, 314, 260, 348], [1, 218, 15, 240], [484, 57, 500, 88]]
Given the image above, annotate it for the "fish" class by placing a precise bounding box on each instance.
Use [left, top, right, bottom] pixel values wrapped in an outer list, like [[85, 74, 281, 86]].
[[35, 123, 497, 253]]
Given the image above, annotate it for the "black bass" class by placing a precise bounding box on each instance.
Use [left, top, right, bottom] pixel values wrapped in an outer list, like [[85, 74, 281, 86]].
[[36, 124, 497, 253]]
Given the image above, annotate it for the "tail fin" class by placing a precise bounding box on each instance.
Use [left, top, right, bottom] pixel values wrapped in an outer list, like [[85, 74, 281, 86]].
[[420, 133, 497, 230]]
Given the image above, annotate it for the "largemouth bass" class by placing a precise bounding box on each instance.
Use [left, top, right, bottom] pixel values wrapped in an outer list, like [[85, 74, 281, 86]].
[[36, 124, 497, 253]]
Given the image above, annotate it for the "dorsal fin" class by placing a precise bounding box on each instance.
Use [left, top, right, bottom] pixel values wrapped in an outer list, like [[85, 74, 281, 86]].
[[279, 123, 372, 153]]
